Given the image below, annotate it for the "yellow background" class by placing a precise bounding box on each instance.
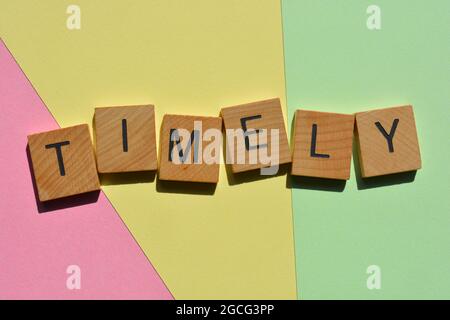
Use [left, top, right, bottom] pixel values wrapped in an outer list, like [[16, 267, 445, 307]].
[[0, 0, 296, 298]]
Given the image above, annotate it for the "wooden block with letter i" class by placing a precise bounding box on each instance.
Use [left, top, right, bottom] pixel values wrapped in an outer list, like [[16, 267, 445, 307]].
[[94, 105, 157, 173], [220, 98, 291, 173], [27, 124, 100, 201], [355, 105, 421, 177], [291, 110, 355, 180], [158, 114, 222, 183]]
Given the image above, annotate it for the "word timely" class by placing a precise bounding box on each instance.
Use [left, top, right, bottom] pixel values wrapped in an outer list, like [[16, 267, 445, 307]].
[[27, 99, 421, 201]]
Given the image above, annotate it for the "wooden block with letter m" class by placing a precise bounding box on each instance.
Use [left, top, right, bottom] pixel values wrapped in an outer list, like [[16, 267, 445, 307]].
[[158, 114, 222, 183]]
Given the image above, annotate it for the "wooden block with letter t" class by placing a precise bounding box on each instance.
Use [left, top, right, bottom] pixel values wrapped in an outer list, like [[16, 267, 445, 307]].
[[291, 110, 355, 180], [94, 105, 157, 173], [355, 105, 421, 177], [158, 114, 222, 183], [27, 124, 100, 201], [220, 98, 291, 173]]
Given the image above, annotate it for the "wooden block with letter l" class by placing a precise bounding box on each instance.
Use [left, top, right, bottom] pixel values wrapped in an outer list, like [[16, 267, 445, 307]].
[[158, 114, 222, 183], [220, 98, 291, 173], [355, 105, 421, 178], [291, 110, 355, 180], [94, 105, 157, 173], [27, 124, 100, 201]]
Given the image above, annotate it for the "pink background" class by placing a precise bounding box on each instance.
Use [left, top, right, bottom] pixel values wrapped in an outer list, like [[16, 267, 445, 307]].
[[0, 40, 172, 299]]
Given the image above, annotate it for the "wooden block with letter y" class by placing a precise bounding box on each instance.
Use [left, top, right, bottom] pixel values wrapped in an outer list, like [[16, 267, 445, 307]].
[[220, 98, 291, 173], [291, 110, 355, 180], [27, 124, 100, 201], [158, 114, 222, 183], [94, 105, 157, 173], [355, 105, 421, 177]]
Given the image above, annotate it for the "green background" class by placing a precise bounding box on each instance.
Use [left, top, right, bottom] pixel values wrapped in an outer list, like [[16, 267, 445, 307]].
[[282, 0, 450, 299]]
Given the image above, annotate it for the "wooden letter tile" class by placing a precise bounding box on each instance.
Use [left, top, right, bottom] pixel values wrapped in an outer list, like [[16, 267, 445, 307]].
[[94, 105, 157, 173], [355, 105, 421, 177], [291, 110, 354, 180], [27, 124, 100, 201], [220, 98, 291, 173], [158, 114, 222, 183]]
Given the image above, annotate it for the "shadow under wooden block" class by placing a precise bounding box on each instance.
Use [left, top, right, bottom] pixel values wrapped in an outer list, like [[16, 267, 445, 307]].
[[26, 145, 100, 214], [100, 171, 156, 186], [225, 161, 291, 186], [287, 174, 346, 192], [352, 137, 416, 190], [155, 177, 216, 196]]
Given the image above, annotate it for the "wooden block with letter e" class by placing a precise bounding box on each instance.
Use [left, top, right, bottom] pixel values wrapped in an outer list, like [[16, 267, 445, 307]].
[[158, 114, 222, 183], [355, 105, 421, 177], [291, 110, 355, 180], [27, 124, 100, 201], [220, 98, 291, 173], [94, 105, 157, 173]]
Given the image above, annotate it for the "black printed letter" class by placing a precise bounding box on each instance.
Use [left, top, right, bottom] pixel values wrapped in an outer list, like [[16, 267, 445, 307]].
[[45, 141, 70, 176], [168, 129, 200, 163], [240, 115, 267, 151], [122, 119, 128, 152], [310, 124, 330, 158], [375, 119, 399, 153]]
